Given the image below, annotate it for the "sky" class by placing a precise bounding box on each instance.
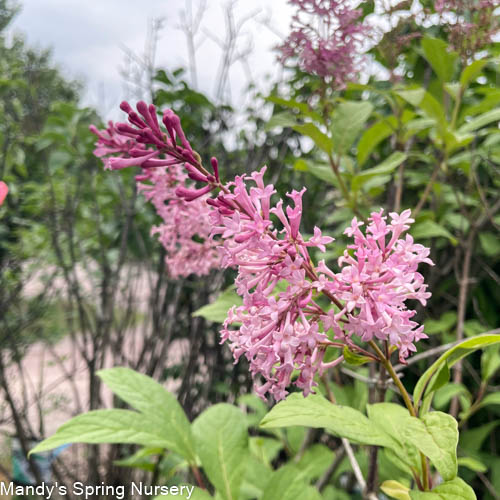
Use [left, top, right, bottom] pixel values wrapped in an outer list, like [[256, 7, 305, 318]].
[[9, 0, 294, 118]]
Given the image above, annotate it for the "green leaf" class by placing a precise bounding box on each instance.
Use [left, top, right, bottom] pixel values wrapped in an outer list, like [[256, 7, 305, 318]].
[[479, 232, 500, 257], [295, 444, 334, 481], [265, 111, 296, 130], [357, 116, 397, 166], [413, 334, 500, 411], [459, 59, 488, 88], [422, 37, 457, 83], [402, 412, 458, 481], [294, 159, 338, 186], [192, 404, 248, 500], [367, 403, 421, 472], [193, 286, 242, 323], [260, 393, 392, 447], [97, 367, 195, 461], [459, 109, 500, 134], [351, 152, 406, 192], [433, 384, 470, 410], [266, 95, 323, 122], [424, 312, 457, 335], [457, 456, 488, 473], [411, 220, 457, 245], [444, 83, 460, 100], [156, 488, 212, 500], [261, 466, 322, 500], [481, 345, 500, 381], [292, 122, 332, 154], [477, 392, 500, 410], [396, 89, 447, 136], [30, 409, 182, 455], [409, 477, 476, 500], [343, 345, 372, 365], [330, 101, 373, 155], [381, 480, 411, 500], [459, 420, 500, 452], [249, 436, 282, 466]]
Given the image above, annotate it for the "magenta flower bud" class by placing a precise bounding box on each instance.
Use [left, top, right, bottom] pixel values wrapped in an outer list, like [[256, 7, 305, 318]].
[[108, 151, 157, 170], [128, 111, 147, 129], [175, 184, 212, 201], [163, 109, 193, 153], [115, 123, 140, 136], [120, 101, 133, 114], [211, 157, 219, 181], [185, 164, 208, 183]]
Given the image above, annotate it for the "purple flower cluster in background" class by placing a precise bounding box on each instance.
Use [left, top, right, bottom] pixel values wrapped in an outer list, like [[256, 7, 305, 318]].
[[278, 0, 370, 88], [434, 0, 499, 58]]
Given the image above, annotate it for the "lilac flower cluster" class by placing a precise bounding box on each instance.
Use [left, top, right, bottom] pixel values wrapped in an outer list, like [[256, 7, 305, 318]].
[[434, 0, 499, 58], [90, 107, 220, 278], [278, 0, 369, 88], [93, 102, 433, 400]]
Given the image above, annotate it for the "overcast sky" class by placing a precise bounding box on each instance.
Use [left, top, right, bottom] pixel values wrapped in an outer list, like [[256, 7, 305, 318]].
[[10, 0, 294, 118]]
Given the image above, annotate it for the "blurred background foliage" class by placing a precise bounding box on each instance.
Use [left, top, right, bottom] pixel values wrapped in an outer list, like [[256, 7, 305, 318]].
[[0, 0, 499, 497]]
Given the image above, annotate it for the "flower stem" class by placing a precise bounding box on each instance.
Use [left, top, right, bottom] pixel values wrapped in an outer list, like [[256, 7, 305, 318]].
[[369, 340, 430, 491]]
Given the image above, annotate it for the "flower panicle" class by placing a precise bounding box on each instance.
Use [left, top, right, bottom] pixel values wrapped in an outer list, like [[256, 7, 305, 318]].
[[92, 101, 434, 401]]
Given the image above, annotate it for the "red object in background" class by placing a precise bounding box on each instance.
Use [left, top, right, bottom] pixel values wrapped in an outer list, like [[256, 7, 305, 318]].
[[0, 181, 8, 206]]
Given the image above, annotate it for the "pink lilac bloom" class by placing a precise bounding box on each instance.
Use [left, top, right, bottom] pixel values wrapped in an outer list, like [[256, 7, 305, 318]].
[[325, 209, 434, 362], [95, 101, 433, 400], [90, 104, 220, 278], [209, 168, 340, 400], [278, 0, 369, 88]]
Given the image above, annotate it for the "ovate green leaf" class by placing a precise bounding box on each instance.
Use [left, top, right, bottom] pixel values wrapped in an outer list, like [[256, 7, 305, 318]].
[[422, 37, 457, 83], [30, 410, 181, 455], [260, 393, 392, 446], [330, 101, 373, 155], [192, 404, 248, 500], [97, 367, 195, 461], [402, 412, 458, 481], [351, 152, 406, 192]]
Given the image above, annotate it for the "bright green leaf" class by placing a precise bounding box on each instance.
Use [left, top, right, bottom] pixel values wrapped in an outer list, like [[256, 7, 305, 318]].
[[292, 123, 332, 154], [403, 412, 458, 481], [381, 480, 411, 500], [422, 37, 457, 83], [97, 367, 195, 461], [260, 393, 392, 447], [409, 477, 476, 500], [481, 345, 500, 381], [367, 403, 421, 472], [460, 59, 488, 88], [411, 220, 457, 245], [343, 345, 372, 365], [414, 334, 500, 411], [261, 466, 322, 500], [459, 109, 500, 134], [193, 287, 242, 323], [330, 101, 373, 155], [357, 116, 397, 166], [351, 152, 406, 192], [30, 410, 181, 455], [192, 404, 248, 500]]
